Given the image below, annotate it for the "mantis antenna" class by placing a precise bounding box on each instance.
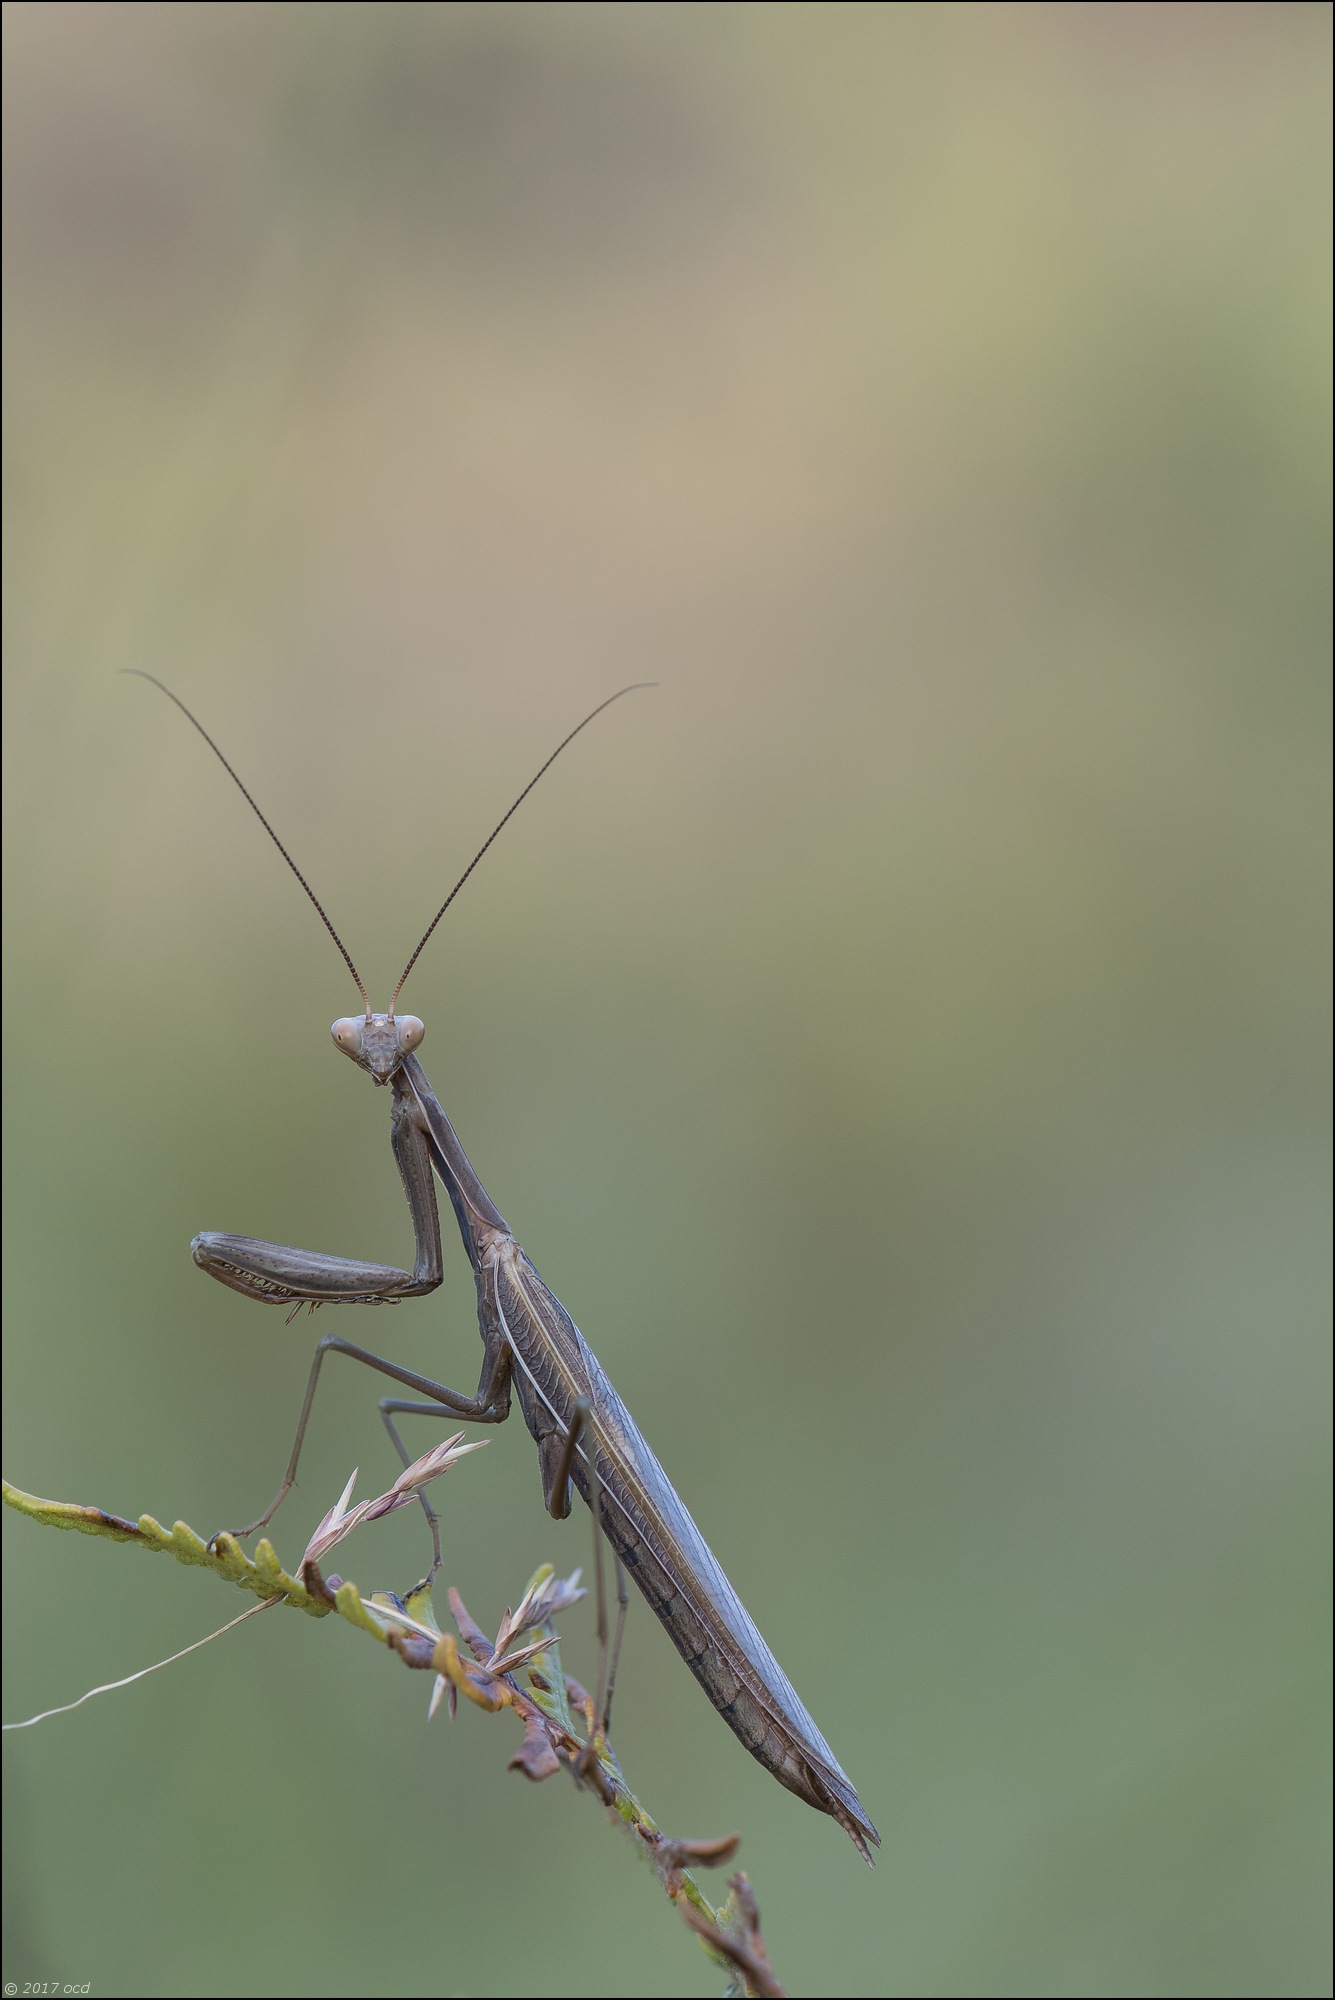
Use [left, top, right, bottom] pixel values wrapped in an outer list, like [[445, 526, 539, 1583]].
[[125, 672, 655, 1017], [122, 670, 370, 1011], [390, 682, 655, 1013]]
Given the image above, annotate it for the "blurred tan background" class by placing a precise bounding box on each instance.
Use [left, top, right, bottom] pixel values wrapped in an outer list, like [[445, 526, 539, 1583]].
[[3, 5, 1329, 1996]]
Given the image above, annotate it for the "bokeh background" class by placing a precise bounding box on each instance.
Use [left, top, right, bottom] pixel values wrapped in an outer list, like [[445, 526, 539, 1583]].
[[3, 5, 1329, 1996]]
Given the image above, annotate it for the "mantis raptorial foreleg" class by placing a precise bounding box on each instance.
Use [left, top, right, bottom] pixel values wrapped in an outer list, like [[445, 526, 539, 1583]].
[[199, 1067, 446, 1307]]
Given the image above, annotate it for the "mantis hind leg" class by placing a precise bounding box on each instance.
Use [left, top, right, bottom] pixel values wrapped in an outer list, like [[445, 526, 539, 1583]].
[[536, 1400, 630, 1750]]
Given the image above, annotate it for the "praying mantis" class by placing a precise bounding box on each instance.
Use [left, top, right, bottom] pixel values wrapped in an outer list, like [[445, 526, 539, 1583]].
[[129, 673, 879, 1862]]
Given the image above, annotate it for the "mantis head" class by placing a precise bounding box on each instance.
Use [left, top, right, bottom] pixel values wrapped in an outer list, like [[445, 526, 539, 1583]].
[[331, 1012, 425, 1085]]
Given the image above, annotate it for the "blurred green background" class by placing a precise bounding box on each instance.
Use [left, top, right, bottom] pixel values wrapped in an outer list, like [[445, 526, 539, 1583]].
[[3, 5, 1329, 1996]]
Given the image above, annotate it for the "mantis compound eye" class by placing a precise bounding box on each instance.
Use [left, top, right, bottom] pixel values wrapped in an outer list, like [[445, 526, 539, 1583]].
[[331, 1017, 363, 1056], [397, 1015, 425, 1053]]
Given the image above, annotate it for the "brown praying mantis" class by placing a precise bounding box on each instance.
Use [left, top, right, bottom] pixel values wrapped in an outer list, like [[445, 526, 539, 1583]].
[[128, 673, 879, 1863]]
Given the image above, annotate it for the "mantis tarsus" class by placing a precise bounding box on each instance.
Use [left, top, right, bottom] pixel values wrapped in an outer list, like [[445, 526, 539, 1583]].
[[129, 672, 879, 1862]]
